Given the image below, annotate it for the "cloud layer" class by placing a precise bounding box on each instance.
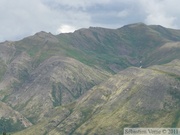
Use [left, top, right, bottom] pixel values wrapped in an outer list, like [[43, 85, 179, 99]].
[[0, 0, 179, 41]]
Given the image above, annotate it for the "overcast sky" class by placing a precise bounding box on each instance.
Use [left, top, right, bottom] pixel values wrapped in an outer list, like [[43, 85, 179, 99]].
[[0, 0, 180, 42]]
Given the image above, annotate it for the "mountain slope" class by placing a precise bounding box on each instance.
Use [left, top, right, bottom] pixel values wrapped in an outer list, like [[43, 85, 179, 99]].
[[2, 56, 110, 124], [2, 23, 180, 74], [0, 101, 32, 134], [1, 23, 180, 134], [56, 23, 180, 71], [13, 59, 180, 135], [144, 42, 180, 66], [48, 60, 180, 135]]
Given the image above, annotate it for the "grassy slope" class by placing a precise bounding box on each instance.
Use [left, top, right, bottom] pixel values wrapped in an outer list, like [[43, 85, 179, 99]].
[[55, 23, 180, 73], [10, 23, 180, 74], [13, 60, 180, 135], [2, 23, 180, 134], [144, 42, 180, 66], [0, 59, 6, 81]]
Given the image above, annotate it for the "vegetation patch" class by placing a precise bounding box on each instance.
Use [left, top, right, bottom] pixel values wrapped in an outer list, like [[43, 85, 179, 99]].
[[0, 59, 6, 81], [51, 83, 62, 107], [0, 117, 25, 134], [171, 110, 180, 127]]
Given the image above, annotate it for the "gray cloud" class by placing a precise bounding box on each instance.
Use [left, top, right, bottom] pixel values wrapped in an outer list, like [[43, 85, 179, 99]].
[[0, 0, 180, 42]]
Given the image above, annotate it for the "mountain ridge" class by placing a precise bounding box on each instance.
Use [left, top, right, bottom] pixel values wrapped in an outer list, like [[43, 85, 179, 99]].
[[0, 23, 180, 134]]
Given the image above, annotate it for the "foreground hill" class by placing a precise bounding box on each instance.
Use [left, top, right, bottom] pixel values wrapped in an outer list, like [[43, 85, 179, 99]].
[[0, 23, 180, 133], [14, 59, 180, 135]]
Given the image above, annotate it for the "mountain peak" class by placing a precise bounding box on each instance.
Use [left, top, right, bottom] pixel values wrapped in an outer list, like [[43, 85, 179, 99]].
[[34, 31, 52, 37], [26, 31, 59, 43], [124, 22, 147, 28]]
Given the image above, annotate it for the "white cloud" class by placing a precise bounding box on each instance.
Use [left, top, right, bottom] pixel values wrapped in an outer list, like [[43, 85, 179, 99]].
[[0, 0, 91, 41], [0, 0, 58, 40], [138, 0, 177, 28], [145, 14, 176, 28], [1, 0, 180, 42], [57, 25, 76, 33]]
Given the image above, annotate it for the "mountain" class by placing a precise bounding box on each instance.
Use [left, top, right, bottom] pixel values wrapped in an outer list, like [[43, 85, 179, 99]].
[[0, 23, 180, 134], [14, 59, 180, 135]]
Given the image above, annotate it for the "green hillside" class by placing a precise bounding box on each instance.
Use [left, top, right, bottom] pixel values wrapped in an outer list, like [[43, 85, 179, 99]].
[[0, 23, 180, 134], [14, 60, 180, 135]]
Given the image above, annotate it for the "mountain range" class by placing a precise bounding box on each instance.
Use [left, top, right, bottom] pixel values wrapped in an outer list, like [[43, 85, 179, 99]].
[[0, 23, 180, 135]]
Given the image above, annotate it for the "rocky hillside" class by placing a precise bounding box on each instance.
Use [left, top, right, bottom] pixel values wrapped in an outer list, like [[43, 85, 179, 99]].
[[14, 59, 180, 135], [0, 23, 180, 134]]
